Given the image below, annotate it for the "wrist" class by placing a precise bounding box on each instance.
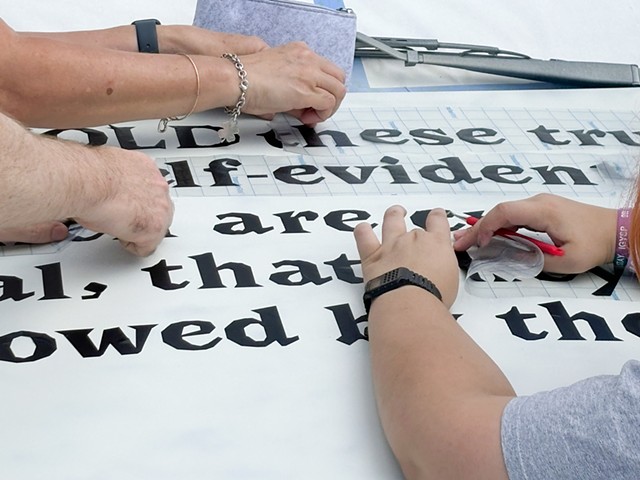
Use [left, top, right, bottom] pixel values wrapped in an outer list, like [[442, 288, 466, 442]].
[[74, 151, 115, 222], [17, 131, 113, 222], [363, 267, 443, 314], [198, 56, 244, 111], [155, 25, 183, 55], [368, 285, 448, 320], [57, 143, 122, 221]]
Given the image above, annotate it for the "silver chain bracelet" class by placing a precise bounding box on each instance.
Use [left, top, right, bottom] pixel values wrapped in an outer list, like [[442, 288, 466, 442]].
[[219, 52, 249, 142]]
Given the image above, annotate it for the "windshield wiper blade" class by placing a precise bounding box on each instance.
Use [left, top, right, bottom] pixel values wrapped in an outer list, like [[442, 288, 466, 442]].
[[355, 32, 640, 88]]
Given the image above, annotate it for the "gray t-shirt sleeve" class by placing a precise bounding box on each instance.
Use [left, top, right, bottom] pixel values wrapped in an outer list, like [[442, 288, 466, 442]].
[[501, 360, 640, 480]]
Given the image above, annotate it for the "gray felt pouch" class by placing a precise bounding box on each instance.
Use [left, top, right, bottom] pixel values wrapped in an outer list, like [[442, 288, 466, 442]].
[[193, 0, 357, 84]]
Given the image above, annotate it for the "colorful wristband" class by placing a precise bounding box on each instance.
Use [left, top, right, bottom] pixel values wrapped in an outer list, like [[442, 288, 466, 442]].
[[614, 208, 631, 272]]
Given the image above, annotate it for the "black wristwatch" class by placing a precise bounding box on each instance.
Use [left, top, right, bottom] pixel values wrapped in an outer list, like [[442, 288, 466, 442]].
[[363, 267, 442, 313], [132, 19, 161, 53]]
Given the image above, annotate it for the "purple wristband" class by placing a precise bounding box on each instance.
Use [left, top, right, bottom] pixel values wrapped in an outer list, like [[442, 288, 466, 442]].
[[614, 208, 631, 271]]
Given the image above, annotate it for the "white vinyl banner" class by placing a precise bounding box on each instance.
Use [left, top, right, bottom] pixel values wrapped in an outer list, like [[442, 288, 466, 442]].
[[2, 89, 640, 479]]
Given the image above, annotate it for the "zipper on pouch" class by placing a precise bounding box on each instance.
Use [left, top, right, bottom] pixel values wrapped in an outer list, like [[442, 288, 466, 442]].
[[268, 0, 355, 17]]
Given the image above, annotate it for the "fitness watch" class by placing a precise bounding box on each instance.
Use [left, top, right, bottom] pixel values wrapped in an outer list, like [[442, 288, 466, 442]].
[[363, 267, 442, 313]]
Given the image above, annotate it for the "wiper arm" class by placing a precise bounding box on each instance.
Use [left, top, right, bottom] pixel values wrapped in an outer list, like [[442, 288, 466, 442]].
[[355, 32, 640, 88]]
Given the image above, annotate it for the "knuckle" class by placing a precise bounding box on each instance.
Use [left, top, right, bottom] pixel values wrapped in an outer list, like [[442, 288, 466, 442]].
[[290, 42, 314, 58], [532, 192, 550, 201], [531, 194, 550, 211], [156, 178, 170, 195], [250, 36, 268, 49], [493, 202, 510, 218], [149, 215, 169, 235]]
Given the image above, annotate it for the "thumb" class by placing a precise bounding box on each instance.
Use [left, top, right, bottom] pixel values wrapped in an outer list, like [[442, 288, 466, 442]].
[[0, 222, 69, 244]]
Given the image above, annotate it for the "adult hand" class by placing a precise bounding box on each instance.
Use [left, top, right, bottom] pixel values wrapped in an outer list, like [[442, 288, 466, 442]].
[[0, 148, 172, 257], [74, 149, 174, 257], [240, 42, 347, 125], [354, 206, 460, 308], [453, 193, 617, 274]]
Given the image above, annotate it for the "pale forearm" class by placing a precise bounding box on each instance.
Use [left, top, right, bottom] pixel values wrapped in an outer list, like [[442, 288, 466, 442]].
[[17, 25, 139, 52], [0, 111, 173, 255], [368, 288, 514, 479], [1, 18, 345, 129], [0, 22, 238, 128], [16, 24, 264, 57], [0, 113, 109, 227]]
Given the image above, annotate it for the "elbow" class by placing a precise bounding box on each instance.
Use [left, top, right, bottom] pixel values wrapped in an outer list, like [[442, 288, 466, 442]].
[[383, 397, 512, 480], [393, 447, 443, 480], [0, 23, 24, 123], [395, 457, 429, 480], [392, 443, 490, 480], [0, 88, 50, 128], [0, 74, 41, 128], [0, 88, 33, 127]]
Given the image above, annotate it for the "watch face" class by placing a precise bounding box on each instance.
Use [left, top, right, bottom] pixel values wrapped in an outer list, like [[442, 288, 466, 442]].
[[366, 276, 383, 290], [366, 268, 403, 291], [365, 268, 403, 292], [364, 267, 442, 312]]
